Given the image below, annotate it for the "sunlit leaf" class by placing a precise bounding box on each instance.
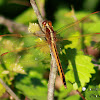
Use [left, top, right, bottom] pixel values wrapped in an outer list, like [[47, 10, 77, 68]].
[[65, 55, 95, 89]]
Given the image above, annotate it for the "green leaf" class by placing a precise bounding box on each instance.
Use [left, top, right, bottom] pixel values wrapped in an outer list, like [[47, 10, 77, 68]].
[[64, 32, 82, 49], [85, 85, 100, 100], [65, 54, 95, 89], [15, 70, 47, 100], [65, 94, 81, 100]]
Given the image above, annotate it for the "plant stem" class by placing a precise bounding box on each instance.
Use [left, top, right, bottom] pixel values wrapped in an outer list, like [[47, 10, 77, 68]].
[[76, 90, 86, 100]]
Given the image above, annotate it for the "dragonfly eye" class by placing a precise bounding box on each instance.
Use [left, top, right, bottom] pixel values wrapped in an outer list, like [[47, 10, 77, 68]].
[[48, 21, 52, 27], [42, 21, 47, 27]]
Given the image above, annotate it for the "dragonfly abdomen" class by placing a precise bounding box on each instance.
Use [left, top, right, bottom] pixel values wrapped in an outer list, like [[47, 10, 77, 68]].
[[51, 42, 67, 88]]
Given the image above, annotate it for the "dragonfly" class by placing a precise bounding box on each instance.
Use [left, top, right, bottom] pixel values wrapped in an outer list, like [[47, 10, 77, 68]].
[[0, 11, 100, 88]]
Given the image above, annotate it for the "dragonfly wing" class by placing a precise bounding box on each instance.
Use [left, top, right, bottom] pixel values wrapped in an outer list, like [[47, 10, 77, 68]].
[[55, 16, 100, 52], [0, 33, 50, 73]]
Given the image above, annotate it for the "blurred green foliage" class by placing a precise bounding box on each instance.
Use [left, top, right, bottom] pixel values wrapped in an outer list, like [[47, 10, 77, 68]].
[[0, 0, 100, 100]]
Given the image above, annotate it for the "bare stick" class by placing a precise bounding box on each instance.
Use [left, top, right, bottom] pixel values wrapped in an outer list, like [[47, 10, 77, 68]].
[[0, 16, 43, 36], [30, 0, 57, 100], [0, 16, 28, 33], [0, 78, 20, 100], [47, 47, 57, 100]]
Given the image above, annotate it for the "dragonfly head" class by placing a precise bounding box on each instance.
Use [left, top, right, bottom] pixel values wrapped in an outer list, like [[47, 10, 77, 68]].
[[42, 20, 52, 27]]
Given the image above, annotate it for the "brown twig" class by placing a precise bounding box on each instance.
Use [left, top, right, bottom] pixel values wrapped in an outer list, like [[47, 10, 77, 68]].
[[0, 78, 20, 100], [30, 0, 57, 100]]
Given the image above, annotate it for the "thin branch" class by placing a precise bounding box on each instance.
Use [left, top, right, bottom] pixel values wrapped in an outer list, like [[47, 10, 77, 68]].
[[30, 0, 57, 100], [0, 78, 20, 100], [0, 16, 28, 33], [0, 16, 43, 36]]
